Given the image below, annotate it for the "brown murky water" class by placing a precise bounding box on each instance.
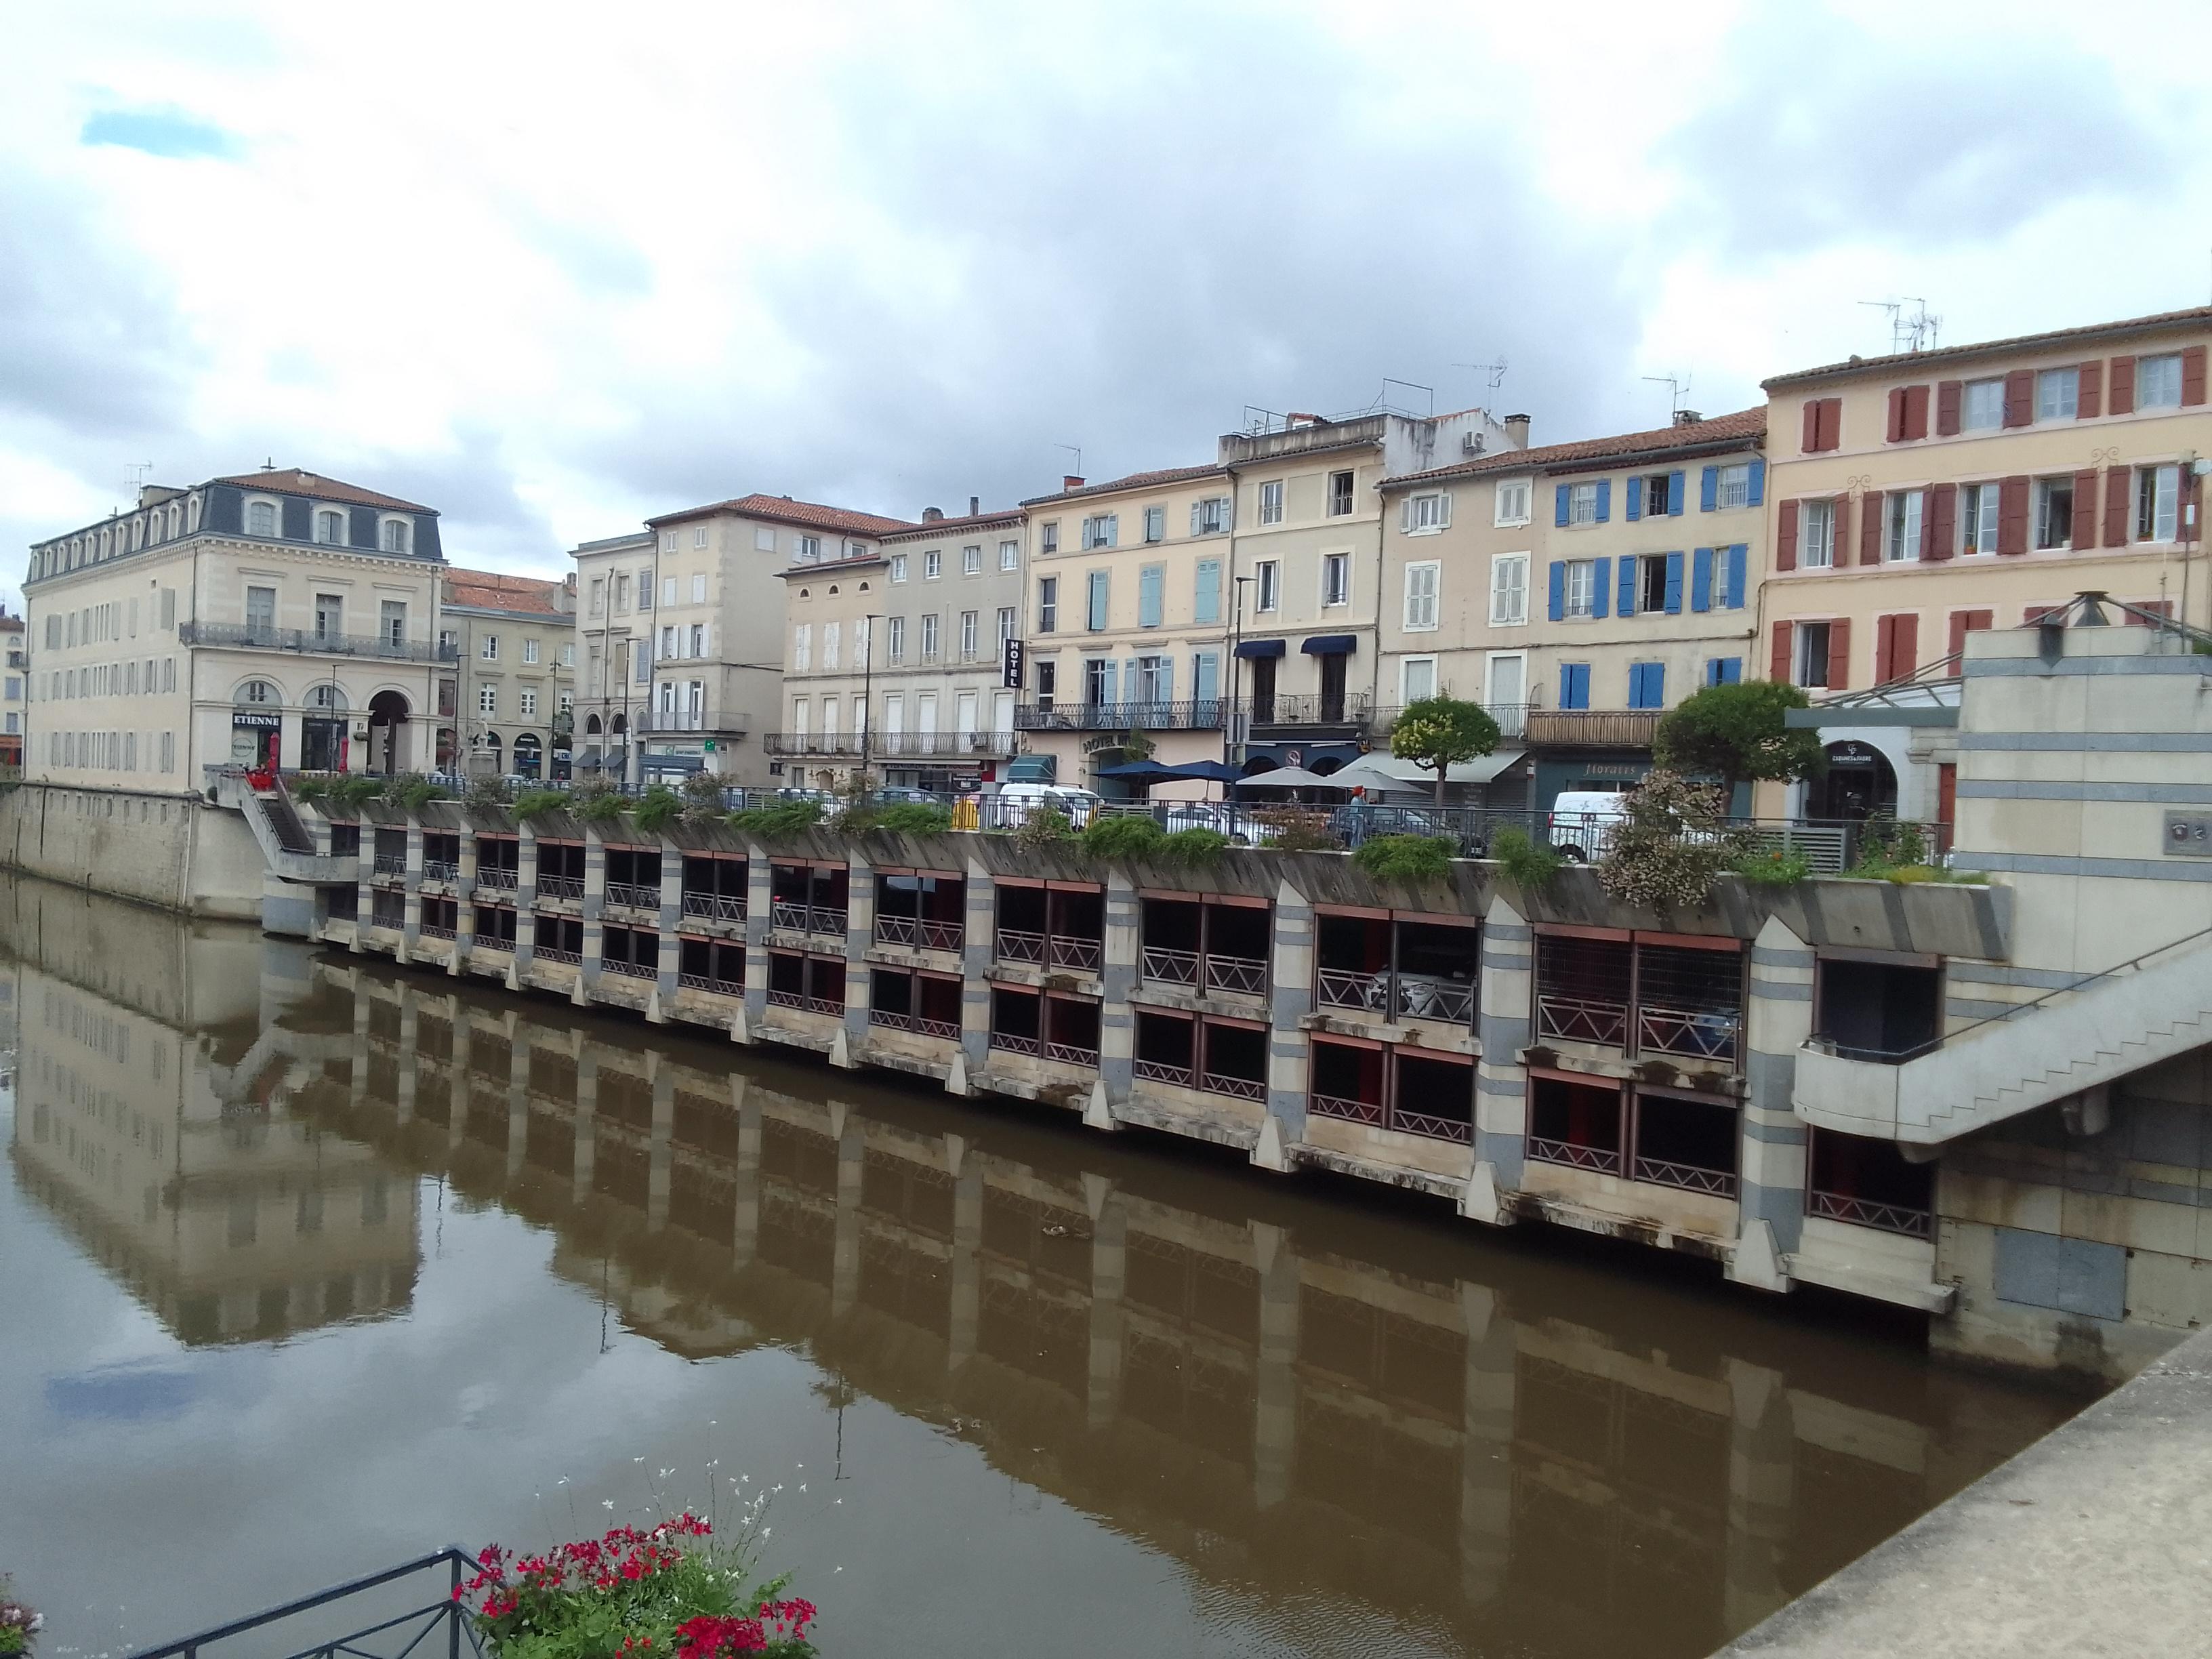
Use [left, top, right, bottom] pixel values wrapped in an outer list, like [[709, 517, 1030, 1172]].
[[0, 875, 2080, 1659]]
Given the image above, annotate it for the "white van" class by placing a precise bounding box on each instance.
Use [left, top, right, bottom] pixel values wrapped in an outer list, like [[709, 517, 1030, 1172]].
[[992, 782, 1102, 828], [1548, 791, 1631, 861]]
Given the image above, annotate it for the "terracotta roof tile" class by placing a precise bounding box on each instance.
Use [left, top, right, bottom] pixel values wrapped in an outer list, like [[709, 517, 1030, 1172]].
[[1020, 463, 1225, 508], [443, 568, 569, 615], [211, 468, 432, 513], [1764, 306, 2212, 390], [1385, 407, 1765, 487], [646, 493, 914, 536]]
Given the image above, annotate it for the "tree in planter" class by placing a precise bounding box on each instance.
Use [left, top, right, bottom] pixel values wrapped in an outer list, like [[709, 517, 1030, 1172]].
[[1595, 769, 1754, 910], [1652, 680, 1825, 804], [1390, 695, 1501, 807]]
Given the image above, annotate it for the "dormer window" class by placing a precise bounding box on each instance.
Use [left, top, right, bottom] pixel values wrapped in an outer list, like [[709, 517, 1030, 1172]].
[[247, 500, 278, 537], [381, 518, 410, 554], [314, 509, 346, 545]]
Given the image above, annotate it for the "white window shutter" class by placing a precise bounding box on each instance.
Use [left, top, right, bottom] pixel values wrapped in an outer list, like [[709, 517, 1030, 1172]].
[[1399, 497, 1412, 533], [1189, 501, 1202, 537], [1437, 491, 1451, 529]]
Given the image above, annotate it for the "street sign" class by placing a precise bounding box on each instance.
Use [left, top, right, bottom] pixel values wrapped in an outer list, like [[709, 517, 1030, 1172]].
[[1001, 638, 1025, 689]]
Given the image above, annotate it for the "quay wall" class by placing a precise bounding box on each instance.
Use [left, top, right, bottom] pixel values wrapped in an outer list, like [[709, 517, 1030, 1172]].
[[0, 783, 264, 920]]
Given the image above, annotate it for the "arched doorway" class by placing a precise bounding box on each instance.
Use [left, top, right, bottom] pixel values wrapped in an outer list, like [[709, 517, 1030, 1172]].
[[232, 680, 283, 770], [514, 733, 543, 779], [302, 684, 349, 772], [1807, 740, 1898, 821], [367, 690, 411, 775]]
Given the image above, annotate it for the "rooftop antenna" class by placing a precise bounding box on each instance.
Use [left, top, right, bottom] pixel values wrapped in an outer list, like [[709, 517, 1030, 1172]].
[[1642, 373, 1691, 417], [1860, 297, 1942, 354], [1453, 359, 1509, 392], [121, 462, 153, 510], [1054, 443, 1082, 477]]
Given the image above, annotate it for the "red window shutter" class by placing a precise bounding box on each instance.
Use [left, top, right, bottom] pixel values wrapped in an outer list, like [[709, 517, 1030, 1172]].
[[1996, 476, 2030, 555], [1833, 493, 1853, 565], [1904, 384, 1930, 440], [1885, 388, 1905, 443], [2073, 468, 2102, 548], [1776, 499, 1799, 570], [1873, 614, 1896, 682], [1860, 491, 1885, 565], [2102, 465, 2132, 546], [2185, 346, 2209, 407], [2002, 369, 2033, 428], [1770, 621, 1793, 683], [1924, 482, 1957, 560], [2184, 470, 2204, 546], [2077, 361, 2102, 419], [2110, 356, 2136, 415], [1804, 401, 1824, 453], [1947, 608, 1991, 668], [1818, 397, 1842, 449], [1937, 763, 1957, 844], [1826, 618, 1851, 690], [1890, 613, 1919, 680], [1935, 381, 1962, 436]]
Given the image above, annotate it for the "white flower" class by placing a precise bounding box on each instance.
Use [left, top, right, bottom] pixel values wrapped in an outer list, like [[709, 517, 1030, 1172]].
[[602, 1500, 615, 1511]]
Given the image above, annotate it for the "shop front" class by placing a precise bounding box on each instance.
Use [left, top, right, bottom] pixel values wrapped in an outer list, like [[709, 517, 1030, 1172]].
[[230, 708, 283, 771]]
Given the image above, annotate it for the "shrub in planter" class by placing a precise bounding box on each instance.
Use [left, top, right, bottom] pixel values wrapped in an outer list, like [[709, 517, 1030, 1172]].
[[869, 802, 954, 836], [1490, 826, 1564, 889], [632, 785, 684, 834], [1010, 805, 1072, 847], [1159, 826, 1228, 866], [1081, 813, 1166, 861], [1250, 807, 1337, 852], [455, 1515, 815, 1659], [468, 774, 515, 811], [1733, 845, 1812, 886], [1351, 834, 1454, 882], [331, 774, 384, 808], [682, 771, 731, 822], [513, 788, 570, 821], [730, 800, 825, 839], [0, 1578, 41, 1656]]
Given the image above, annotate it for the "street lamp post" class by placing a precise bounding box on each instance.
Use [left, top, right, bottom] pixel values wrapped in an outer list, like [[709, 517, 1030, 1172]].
[[1225, 575, 1255, 773], [860, 613, 883, 785]]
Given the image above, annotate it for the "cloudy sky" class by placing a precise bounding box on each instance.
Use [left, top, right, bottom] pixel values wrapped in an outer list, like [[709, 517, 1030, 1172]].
[[3, 0, 2207, 607]]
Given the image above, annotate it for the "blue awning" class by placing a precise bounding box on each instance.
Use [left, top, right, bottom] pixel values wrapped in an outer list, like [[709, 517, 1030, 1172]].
[[1301, 634, 1357, 655], [1235, 638, 1286, 659]]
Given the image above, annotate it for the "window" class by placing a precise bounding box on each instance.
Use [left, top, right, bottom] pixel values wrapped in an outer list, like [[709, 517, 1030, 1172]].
[[924, 549, 943, 579], [691, 573, 707, 603], [1195, 496, 1231, 535], [1557, 663, 1590, 709], [1643, 473, 1672, 515], [799, 535, 822, 564], [1563, 559, 1597, 618], [1132, 654, 1168, 703], [1959, 483, 2001, 555], [1716, 464, 1752, 509], [890, 554, 907, 582], [382, 519, 409, 554], [960, 611, 979, 660], [523, 638, 539, 664], [2139, 353, 2184, 409], [753, 525, 777, 553], [558, 691, 573, 715], [1404, 560, 1439, 630], [480, 634, 499, 660], [2035, 478, 2075, 550], [1086, 570, 1109, 630], [662, 577, 677, 607], [1401, 657, 1436, 703], [560, 644, 575, 666], [1143, 506, 1166, 543], [478, 684, 497, 715], [1259, 480, 1284, 525], [886, 616, 906, 662], [1795, 621, 1833, 688], [1962, 378, 2004, 431], [1328, 471, 1354, 516], [689, 623, 704, 657], [1255, 560, 1280, 613], [1041, 521, 1060, 554], [822, 621, 840, 670], [2037, 367, 2079, 421], [793, 623, 811, 671], [1887, 490, 1925, 561], [615, 573, 630, 612], [1082, 514, 1118, 550], [381, 600, 406, 647], [1193, 558, 1221, 625], [1407, 491, 1450, 533], [1489, 553, 1528, 625], [636, 567, 654, 606], [2139, 464, 2181, 542], [1800, 499, 1835, 568], [963, 544, 982, 575], [920, 613, 941, 661], [1322, 552, 1350, 607], [1138, 564, 1164, 628], [246, 586, 276, 632], [1038, 575, 1059, 633], [590, 577, 605, 616], [247, 500, 277, 537], [1568, 482, 1600, 525], [520, 688, 538, 718], [791, 696, 808, 736], [1000, 539, 1019, 570], [1626, 662, 1666, 710], [1704, 657, 1742, 687], [997, 607, 1016, 645], [691, 526, 708, 550], [1637, 556, 1669, 613], [660, 531, 678, 554], [314, 593, 343, 638]]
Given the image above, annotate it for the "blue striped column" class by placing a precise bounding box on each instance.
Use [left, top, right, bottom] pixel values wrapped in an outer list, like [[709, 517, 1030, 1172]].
[[1471, 894, 1532, 1216], [1732, 916, 1813, 1291]]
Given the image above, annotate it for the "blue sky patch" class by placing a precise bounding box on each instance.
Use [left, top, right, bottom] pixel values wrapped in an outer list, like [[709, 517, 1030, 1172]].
[[81, 108, 239, 161]]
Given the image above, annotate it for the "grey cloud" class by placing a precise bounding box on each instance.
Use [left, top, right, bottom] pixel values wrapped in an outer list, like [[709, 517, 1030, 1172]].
[[1666, 7, 2179, 258]]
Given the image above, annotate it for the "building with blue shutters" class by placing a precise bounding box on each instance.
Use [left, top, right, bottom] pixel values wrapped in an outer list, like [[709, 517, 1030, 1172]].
[[1378, 409, 1767, 813]]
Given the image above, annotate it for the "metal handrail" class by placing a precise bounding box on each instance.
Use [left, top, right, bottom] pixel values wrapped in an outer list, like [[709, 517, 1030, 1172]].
[[1201, 1071, 1266, 1101], [1134, 1058, 1196, 1088], [1527, 1136, 1622, 1174], [1045, 1041, 1100, 1068], [1204, 954, 1269, 997], [1140, 945, 1198, 985], [682, 891, 745, 921], [916, 1016, 960, 1040], [604, 881, 659, 912], [1393, 975, 1475, 1024], [534, 945, 582, 965], [996, 928, 1046, 963], [678, 972, 743, 998], [1309, 1091, 1384, 1126], [422, 860, 459, 885], [178, 619, 457, 664], [1048, 935, 1103, 972], [1317, 968, 1385, 1012], [1637, 1004, 1741, 1063], [123, 1546, 484, 1659], [1392, 1107, 1473, 1144], [474, 866, 518, 890], [600, 957, 656, 979], [802, 993, 843, 1015], [1536, 994, 1628, 1048], [1807, 1189, 1934, 1238], [989, 1030, 1041, 1055], [536, 874, 584, 901], [1633, 1155, 1737, 1197], [807, 907, 847, 938]]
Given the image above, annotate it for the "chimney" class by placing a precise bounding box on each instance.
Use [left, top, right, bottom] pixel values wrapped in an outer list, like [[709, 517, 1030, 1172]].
[[922, 506, 945, 522], [1287, 411, 1319, 428], [1063, 475, 1084, 491], [1672, 409, 1704, 426], [968, 495, 980, 516], [1503, 414, 1532, 449]]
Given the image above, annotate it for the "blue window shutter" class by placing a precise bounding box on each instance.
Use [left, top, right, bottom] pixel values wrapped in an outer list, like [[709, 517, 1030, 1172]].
[[1664, 551, 1684, 614], [1691, 547, 1713, 612], [1101, 659, 1118, 703], [1595, 480, 1612, 522], [1720, 657, 1742, 684], [1700, 466, 1719, 512], [1547, 560, 1565, 621], [1590, 557, 1611, 618], [1616, 556, 1637, 617], [1194, 559, 1221, 624], [1570, 664, 1591, 708], [1626, 477, 1643, 521], [1159, 657, 1174, 705], [1726, 543, 1748, 609], [1704, 658, 1721, 688], [1747, 458, 1766, 508], [1139, 565, 1162, 628], [1647, 662, 1665, 706], [1631, 665, 1652, 708], [1560, 663, 1591, 709], [1554, 484, 1570, 527], [1125, 656, 1141, 708], [1193, 651, 1218, 703], [1668, 470, 1686, 516]]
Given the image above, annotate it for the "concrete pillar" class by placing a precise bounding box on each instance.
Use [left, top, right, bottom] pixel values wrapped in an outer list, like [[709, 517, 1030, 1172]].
[[838, 857, 872, 1065], [455, 827, 478, 968], [1252, 1221, 1300, 1509], [352, 823, 373, 951], [730, 1076, 761, 1267], [580, 834, 607, 991], [449, 1004, 472, 1154], [1086, 1176, 1126, 1432], [514, 825, 539, 973], [1458, 1283, 1517, 1606], [742, 853, 773, 1033], [394, 986, 418, 1126], [1257, 878, 1313, 1172], [954, 859, 996, 1097], [647, 1065, 675, 1233], [948, 1144, 983, 1372], [505, 1024, 530, 1184], [1471, 894, 1534, 1217], [1723, 1358, 1797, 1632], [401, 819, 425, 956], [655, 837, 683, 1008], [831, 1102, 864, 1315], [573, 1050, 597, 1207], [1733, 916, 1813, 1292]]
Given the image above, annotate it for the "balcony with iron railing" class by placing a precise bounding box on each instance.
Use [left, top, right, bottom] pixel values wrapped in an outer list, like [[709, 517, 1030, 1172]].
[[875, 914, 963, 953], [179, 619, 457, 664], [1373, 701, 1533, 741], [874, 729, 1018, 757], [770, 901, 847, 939], [1246, 691, 1373, 733], [1523, 708, 1665, 748], [422, 859, 459, 886], [536, 874, 586, 902], [764, 731, 868, 757], [1015, 698, 1229, 733], [604, 881, 659, 913], [638, 709, 722, 734], [682, 890, 747, 922]]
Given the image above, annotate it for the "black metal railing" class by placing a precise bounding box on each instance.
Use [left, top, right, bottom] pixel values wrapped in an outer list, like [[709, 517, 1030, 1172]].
[[123, 1547, 485, 1659], [1015, 698, 1229, 732], [1248, 691, 1372, 729], [180, 619, 455, 664]]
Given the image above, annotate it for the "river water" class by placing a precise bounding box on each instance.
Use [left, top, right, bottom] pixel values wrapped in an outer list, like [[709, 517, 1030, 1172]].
[[0, 875, 2082, 1659]]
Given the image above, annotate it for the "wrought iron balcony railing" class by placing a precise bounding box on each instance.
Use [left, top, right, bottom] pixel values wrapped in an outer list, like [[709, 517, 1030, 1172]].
[[1015, 698, 1228, 733], [604, 881, 659, 912], [1523, 708, 1666, 748], [682, 891, 747, 922], [875, 915, 963, 952], [180, 619, 456, 663], [1247, 692, 1372, 729], [874, 729, 1018, 757]]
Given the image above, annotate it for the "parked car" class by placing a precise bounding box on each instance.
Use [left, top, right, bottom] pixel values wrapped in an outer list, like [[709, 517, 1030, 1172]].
[[1549, 791, 1632, 861]]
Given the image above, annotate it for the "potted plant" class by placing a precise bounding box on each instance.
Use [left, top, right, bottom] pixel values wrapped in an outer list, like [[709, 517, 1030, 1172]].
[[0, 1579, 42, 1656]]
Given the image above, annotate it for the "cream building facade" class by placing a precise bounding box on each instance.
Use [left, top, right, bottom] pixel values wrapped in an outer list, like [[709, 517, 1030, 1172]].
[[437, 569, 577, 781], [773, 504, 1025, 791], [1377, 409, 1768, 808], [1, 608, 24, 769], [22, 468, 451, 790]]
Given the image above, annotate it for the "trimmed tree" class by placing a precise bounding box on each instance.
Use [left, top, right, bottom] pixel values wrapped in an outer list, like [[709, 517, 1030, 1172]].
[[1390, 695, 1502, 807], [1652, 680, 1826, 800]]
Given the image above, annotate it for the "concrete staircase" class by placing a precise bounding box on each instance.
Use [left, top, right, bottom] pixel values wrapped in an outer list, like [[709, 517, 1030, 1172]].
[[1794, 933, 2212, 1145], [209, 773, 355, 885]]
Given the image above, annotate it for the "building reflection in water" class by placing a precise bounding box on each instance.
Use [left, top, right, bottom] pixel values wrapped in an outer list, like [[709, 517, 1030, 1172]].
[[0, 874, 2072, 1658]]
